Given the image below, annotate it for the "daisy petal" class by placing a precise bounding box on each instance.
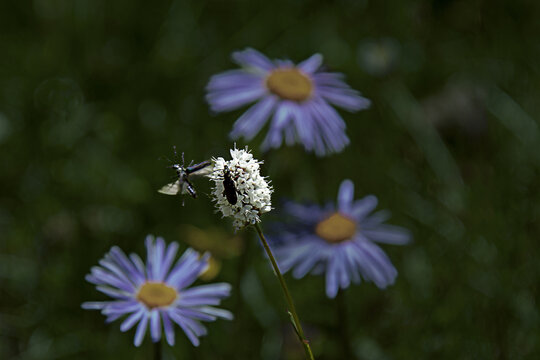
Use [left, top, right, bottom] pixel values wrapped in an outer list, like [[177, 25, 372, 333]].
[[82, 236, 233, 347], [134, 313, 149, 347], [297, 53, 323, 74], [267, 180, 409, 298], [150, 310, 161, 343], [337, 179, 355, 213], [232, 48, 275, 71], [230, 96, 277, 141]]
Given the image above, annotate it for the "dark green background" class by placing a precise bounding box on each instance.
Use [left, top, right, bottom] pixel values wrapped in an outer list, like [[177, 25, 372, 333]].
[[1, 0, 539, 359]]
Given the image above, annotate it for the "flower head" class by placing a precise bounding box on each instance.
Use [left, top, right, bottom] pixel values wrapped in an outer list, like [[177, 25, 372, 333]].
[[209, 146, 272, 230], [206, 48, 371, 157], [269, 180, 410, 298], [82, 235, 233, 347]]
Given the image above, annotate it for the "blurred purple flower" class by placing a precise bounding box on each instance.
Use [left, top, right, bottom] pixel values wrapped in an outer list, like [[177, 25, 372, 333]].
[[82, 235, 233, 347], [269, 180, 410, 298], [206, 48, 371, 156]]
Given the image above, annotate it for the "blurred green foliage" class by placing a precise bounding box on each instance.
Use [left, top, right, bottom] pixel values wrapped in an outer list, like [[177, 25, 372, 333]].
[[1, 0, 540, 359]]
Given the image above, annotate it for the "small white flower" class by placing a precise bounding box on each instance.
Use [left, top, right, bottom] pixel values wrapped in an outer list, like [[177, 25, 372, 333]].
[[209, 146, 273, 230]]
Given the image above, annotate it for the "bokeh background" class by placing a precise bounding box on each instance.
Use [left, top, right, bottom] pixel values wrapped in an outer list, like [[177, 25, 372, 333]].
[[1, 0, 540, 359]]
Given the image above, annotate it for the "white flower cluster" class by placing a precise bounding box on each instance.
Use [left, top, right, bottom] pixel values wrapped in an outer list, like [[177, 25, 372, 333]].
[[209, 146, 273, 230]]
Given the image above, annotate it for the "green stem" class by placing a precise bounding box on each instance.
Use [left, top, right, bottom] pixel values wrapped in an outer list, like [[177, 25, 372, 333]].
[[153, 339, 162, 360], [253, 223, 315, 360], [336, 289, 353, 359]]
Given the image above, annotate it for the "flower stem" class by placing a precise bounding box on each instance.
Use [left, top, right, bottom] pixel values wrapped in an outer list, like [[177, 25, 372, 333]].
[[153, 339, 162, 360], [336, 289, 353, 359], [253, 223, 315, 360]]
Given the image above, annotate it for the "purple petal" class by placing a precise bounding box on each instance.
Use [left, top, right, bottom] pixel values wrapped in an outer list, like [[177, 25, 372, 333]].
[[343, 245, 362, 284], [102, 300, 140, 316], [232, 48, 275, 71], [81, 301, 108, 310], [313, 72, 348, 87], [363, 210, 391, 226], [351, 195, 378, 221], [337, 179, 355, 213], [362, 225, 411, 245], [316, 86, 371, 112], [109, 247, 145, 285], [165, 248, 200, 286], [168, 311, 201, 346], [120, 308, 144, 332], [153, 237, 166, 280], [297, 53, 323, 74], [158, 241, 179, 281], [283, 201, 327, 224], [106, 312, 124, 323], [291, 102, 317, 152], [229, 96, 277, 140], [129, 254, 146, 281], [173, 253, 210, 289], [89, 267, 134, 293], [284, 122, 296, 145], [302, 100, 348, 155], [195, 306, 234, 320], [145, 235, 155, 280], [176, 314, 207, 337], [180, 283, 231, 299], [176, 308, 217, 322], [261, 102, 294, 150], [177, 297, 222, 307], [347, 242, 386, 286], [206, 70, 264, 92], [291, 244, 326, 279], [161, 311, 175, 346], [99, 258, 138, 289], [337, 251, 352, 289], [150, 310, 161, 343], [96, 285, 131, 300], [273, 241, 313, 273], [134, 313, 149, 347], [207, 86, 266, 112], [325, 255, 339, 298], [355, 238, 397, 287]]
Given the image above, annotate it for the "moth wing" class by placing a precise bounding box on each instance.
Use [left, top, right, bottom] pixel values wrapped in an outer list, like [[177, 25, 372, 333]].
[[190, 166, 213, 178], [158, 180, 181, 195], [188, 161, 214, 178]]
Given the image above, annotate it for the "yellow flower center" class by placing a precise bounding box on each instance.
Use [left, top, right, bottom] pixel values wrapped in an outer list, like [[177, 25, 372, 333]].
[[315, 213, 357, 244], [266, 68, 313, 102], [136, 282, 178, 309]]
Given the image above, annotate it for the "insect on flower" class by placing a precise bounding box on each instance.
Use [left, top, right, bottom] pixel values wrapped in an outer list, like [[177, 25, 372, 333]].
[[158, 147, 212, 204], [209, 146, 273, 230], [222, 165, 238, 205]]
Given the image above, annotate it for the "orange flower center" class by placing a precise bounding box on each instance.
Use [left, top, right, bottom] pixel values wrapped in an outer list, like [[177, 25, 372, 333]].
[[136, 282, 178, 309], [315, 212, 357, 244], [266, 68, 313, 102]]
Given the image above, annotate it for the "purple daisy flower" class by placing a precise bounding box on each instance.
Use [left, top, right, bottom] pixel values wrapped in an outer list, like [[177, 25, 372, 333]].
[[206, 48, 371, 156], [269, 180, 410, 298], [82, 235, 233, 347]]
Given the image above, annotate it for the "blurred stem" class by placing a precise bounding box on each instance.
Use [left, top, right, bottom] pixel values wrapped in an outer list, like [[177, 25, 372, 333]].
[[154, 339, 162, 360], [336, 289, 354, 359], [253, 223, 315, 360], [233, 235, 252, 358]]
